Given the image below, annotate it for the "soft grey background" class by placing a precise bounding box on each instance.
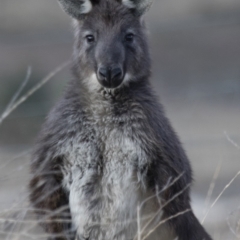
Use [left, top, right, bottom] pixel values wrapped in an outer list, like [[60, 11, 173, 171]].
[[0, 0, 240, 239]]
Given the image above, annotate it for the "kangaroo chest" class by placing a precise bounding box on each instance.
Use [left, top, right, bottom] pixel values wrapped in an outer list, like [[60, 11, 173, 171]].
[[62, 109, 175, 240], [63, 123, 146, 238]]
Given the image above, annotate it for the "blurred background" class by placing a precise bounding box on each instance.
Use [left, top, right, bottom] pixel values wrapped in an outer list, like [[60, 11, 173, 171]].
[[0, 0, 240, 239]]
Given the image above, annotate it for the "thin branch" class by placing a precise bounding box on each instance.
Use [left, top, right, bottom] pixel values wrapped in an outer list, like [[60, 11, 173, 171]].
[[137, 204, 141, 240], [0, 149, 31, 171], [227, 208, 240, 238], [0, 61, 71, 125], [134, 182, 190, 240], [141, 209, 190, 240], [6, 209, 28, 240], [202, 171, 240, 224], [137, 173, 184, 215], [0, 218, 72, 224], [4, 66, 32, 113], [224, 131, 240, 149], [203, 160, 222, 215]]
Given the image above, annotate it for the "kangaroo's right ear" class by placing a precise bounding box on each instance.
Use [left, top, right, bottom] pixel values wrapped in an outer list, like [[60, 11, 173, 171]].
[[58, 0, 93, 19]]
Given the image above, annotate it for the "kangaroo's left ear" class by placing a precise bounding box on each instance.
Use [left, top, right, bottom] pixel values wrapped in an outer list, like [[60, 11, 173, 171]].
[[122, 0, 152, 15], [58, 0, 93, 19]]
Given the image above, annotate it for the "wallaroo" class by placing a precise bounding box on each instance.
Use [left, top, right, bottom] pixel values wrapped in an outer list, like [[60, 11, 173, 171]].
[[29, 0, 212, 239]]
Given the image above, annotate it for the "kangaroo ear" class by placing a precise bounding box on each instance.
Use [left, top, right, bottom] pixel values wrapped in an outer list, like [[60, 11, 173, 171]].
[[122, 0, 152, 15], [58, 0, 93, 19]]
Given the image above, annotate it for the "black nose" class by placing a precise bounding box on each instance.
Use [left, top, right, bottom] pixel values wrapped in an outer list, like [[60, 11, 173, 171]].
[[97, 67, 123, 88]]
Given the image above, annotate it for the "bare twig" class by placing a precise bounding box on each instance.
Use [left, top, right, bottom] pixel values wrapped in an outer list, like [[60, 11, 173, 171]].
[[0, 61, 71, 125], [134, 181, 191, 240], [203, 160, 222, 215], [224, 131, 240, 150], [0, 150, 31, 171], [137, 204, 141, 240], [202, 171, 240, 224], [137, 173, 184, 216], [0, 217, 72, 224], [227, 208, 240, 238], [141, 209, 190, 240], [4, 66, 32, 114], [6, 209, 28, 240]]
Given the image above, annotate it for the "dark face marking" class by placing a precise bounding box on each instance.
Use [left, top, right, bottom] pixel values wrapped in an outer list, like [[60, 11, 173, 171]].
[[73, 1, 151, 89]]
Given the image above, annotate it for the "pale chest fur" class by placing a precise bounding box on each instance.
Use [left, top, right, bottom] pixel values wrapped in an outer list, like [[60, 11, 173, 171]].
[[61, 101, 176, 240]]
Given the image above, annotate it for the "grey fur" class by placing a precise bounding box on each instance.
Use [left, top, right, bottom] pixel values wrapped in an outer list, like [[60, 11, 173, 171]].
[[29, 1, 212, 240], [58, 0, 93, 19], [122, 0, 153, 15]]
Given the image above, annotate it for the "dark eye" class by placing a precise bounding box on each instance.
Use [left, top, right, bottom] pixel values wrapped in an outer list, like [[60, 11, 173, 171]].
[[86, 35, 95, 43], [125, 33, 134, 42]]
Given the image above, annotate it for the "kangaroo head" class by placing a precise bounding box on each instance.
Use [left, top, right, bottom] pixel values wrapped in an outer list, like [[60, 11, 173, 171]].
[[58, 0, 152, 89]]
